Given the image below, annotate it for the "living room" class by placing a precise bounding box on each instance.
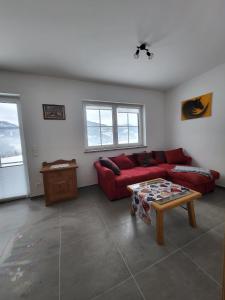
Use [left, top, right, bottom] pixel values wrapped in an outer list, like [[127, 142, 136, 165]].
[[0, 1, 224, 299]]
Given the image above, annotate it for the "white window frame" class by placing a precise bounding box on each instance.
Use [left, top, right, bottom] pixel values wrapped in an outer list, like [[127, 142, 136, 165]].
[[83, 100, 146, 152]]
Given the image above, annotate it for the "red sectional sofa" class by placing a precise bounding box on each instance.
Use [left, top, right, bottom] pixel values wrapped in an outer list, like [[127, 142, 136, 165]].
[[94, 149, 220, 200]]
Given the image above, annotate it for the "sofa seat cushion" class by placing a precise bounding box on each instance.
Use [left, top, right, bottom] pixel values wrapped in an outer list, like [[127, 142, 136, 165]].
[[115, 166, 166, 187], [158, 163, 175, 170], [168, 169, 220, 186]]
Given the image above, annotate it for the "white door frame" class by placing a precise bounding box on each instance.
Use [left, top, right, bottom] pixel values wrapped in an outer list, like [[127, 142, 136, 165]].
[[0, 93, 30, 200]]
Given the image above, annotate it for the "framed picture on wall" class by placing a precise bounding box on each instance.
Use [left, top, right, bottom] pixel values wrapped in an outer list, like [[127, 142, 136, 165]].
[[42, 104, 66, 120], [181, 92, 212, 121]]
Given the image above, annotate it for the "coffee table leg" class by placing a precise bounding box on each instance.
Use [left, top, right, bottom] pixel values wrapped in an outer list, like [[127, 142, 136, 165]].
[[130, 203, 136, 216], [187, 201, 197, 228], [156, 210, 164, 245]]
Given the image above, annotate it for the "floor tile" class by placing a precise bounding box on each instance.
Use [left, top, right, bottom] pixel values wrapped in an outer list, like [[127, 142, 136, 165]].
[[195, 192, 225, 225], [135, 251, 220, 300], [1, 223, 59, 265], [111, 220, 177, 274], [157, 206, 217, 248], [182, 230, 224, 283], [60, 231, 130, 300], [0, 230, 17, 258], [0, 255, 59, 300], [212, 223, 225, 237], [93, 278, 143, 300], [96, 197, 137, 229], [60, 206, 107, 243]]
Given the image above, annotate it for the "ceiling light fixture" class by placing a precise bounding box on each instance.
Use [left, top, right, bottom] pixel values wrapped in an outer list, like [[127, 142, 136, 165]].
[[134, 43, 154, 60]]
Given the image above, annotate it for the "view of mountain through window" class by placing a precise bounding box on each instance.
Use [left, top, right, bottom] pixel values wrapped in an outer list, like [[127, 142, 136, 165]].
[[0, 103, 23, 166], [117, 107, 139, 144], [86, 105, 113, 146], [84, 102, 144, 150]]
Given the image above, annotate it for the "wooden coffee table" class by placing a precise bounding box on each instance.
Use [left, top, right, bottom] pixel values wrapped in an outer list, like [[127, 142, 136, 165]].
[[127, 179, 202, 245]]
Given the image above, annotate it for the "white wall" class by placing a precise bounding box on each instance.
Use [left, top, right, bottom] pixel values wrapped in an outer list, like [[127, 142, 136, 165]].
[[0, 71, 165, 196], [165, 63, 225, 187]]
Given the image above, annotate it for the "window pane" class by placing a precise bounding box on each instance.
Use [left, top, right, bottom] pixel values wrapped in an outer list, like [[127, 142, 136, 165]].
[[101, 127, 113, 145], [100, 109, 112, 126], [117, 113, 127, 126], [118, 127, 128, 144], [129, 127, 139, 143], [86, 109, 99, 126], [0, 103, 23, 166], [128, 113, 138, 126], [87, 127, 101, 146], [117, 107, 139, 114]]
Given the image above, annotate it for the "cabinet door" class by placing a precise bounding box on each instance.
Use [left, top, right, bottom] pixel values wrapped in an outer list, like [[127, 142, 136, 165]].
[[46, 169, 77, 202]]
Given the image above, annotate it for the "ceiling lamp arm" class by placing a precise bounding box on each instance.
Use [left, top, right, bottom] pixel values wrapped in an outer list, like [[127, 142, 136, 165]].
[[133, 43, 154, 60]]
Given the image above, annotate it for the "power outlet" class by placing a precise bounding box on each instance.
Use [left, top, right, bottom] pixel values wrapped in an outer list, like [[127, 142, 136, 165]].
[[36, 182, 42, 187]]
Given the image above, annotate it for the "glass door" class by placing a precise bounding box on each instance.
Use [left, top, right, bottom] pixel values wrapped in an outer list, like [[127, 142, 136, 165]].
[[0, 98, 28, 201]]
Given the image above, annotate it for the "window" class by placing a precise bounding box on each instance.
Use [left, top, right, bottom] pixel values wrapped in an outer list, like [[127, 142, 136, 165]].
[[83, 101, 145, 151], [0, 102, 23, 167]]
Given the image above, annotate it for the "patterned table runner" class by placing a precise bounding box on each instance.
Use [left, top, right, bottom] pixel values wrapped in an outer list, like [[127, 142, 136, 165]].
[[129, 178, 191, 224]]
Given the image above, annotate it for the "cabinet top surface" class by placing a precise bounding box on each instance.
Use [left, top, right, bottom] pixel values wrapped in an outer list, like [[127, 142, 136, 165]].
[[40, 160, 78, 173]]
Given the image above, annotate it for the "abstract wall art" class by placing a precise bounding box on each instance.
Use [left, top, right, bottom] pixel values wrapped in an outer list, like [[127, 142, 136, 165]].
[[181, 92, 212, 120]]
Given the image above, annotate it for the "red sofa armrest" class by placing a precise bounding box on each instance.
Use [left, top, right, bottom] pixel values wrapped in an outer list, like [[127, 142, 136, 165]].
[[94, 161, 115, 180], [183, 156, 192, 165], [94, 161, 117, 200]]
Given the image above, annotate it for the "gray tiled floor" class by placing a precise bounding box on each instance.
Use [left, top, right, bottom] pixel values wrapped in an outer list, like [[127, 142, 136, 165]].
[[0, 186, 224, 300]]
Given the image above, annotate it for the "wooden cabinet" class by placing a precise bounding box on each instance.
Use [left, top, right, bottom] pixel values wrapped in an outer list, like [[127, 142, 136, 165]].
[[40, 159, 78, 206]]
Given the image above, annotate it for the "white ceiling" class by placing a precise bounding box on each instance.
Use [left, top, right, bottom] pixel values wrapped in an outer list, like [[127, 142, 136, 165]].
[[0, 0, 225, 90]]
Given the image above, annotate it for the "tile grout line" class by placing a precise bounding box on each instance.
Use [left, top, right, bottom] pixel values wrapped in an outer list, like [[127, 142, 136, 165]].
[[94, 202, 147, 300], [58, 208, 62, 300], [91, 276, 133, 300], [116, 243, 147, 300], [120, 214, 225, 279], [179, 220, 225, 250], [134, 247, 181, 277], [181, 250, 222, 288]]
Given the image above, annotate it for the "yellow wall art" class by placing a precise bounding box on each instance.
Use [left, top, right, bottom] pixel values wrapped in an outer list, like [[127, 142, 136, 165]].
[[181, 92, 212, 120]]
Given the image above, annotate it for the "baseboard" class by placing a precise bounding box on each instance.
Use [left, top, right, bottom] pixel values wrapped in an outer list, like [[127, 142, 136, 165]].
[[79, 183, 98, 189], [29, 185, 99, 199], [216, 184, 225, 189], [0, 195, 28, 204], [30, 194, 44, 199]]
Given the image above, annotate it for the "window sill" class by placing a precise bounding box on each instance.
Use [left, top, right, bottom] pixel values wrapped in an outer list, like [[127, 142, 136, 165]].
[[84, 145, 147, 153]]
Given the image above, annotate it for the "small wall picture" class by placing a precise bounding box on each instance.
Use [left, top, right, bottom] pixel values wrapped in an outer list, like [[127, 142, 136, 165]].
[[42, 104, 66, 120], [181, 92, 212, 120]]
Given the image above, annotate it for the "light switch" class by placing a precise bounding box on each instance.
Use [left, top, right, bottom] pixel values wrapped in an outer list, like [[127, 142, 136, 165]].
[[32, 146, 38, 157]]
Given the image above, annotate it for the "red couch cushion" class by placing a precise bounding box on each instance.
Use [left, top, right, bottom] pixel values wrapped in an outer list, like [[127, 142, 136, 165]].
[[115, 166, 166, 187], [152, 151, 166, 163], [133, 151, 157, 167], [111, 154, 135, 170], [126, 154, 138, 166], [165, 148, 187, 164]]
